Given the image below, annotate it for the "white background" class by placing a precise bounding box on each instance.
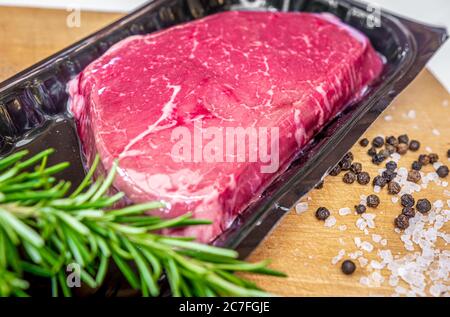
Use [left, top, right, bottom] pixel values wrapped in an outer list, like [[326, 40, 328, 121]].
[[0, 0, 449, 92]]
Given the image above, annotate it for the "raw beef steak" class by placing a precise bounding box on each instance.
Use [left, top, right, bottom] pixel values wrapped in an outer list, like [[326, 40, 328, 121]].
[[69, 11, 383, 242]]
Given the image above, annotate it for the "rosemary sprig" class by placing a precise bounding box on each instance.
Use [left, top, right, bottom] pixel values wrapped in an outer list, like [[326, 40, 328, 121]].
[[0, 149, 284, 297]]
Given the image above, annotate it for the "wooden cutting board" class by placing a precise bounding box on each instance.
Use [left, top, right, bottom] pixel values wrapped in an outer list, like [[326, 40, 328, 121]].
[[1, 6, 449, 296]]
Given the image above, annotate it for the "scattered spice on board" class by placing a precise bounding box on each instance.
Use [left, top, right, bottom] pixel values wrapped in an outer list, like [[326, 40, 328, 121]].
[[341, 260, 356, 275], [315, 207, 330, 221]]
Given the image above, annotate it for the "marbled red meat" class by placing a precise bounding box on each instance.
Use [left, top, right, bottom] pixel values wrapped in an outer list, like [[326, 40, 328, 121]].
[[69, 11, 383, 242]]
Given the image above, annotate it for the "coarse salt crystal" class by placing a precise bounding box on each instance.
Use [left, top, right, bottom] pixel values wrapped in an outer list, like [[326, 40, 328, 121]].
[[349, 251, 362, 259], [324, 216, 336, 227], [354, 237, 362, 247], [360, 277, 370, 286], [370, 260, 385, 270], [356, 218, 367, 231], [432, 129, 440, 136], [372, 234, 382, 243], [391, 197, 399, 203], [361, 241, 374, 252], [338, 207, 351, 216], [362, 213, 376, 228], [295, 202, 309, 214], [406, 110, 416, 119], [433, 200, 443, 209], [371, 271, 384, 284], [390, 153, 401, 162], [384, 115, 393, 121], [425, 146, 432, 153], [374, 185, 381, 193], [433, 162, 443, 170], [398, 167, 408, 177], [395, 286, 407, 294], [389, 276, 399, 287], [331, 249, 346, 265], [358, 257, 369, 267]]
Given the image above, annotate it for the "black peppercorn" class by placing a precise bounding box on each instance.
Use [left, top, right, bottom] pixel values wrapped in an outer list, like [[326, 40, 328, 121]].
[[416, 199, 431, 214], [359, 138, 369, 147], [437, 165, 449, 178], [409, 140, 420, 151], [395, 214, 410, 230], [385, 136, 398, 147], [315, 207, 330, 221], [339, 153, 353, 170], [411, 161, 422, 171], [385, 144, 396, 155], [343, 172, 356, 184], [388, 181, 401, 195], [418, 154, 430, 165], [379, 149, 390, 158], [341, 260, 356, 275], [372, 136, 384, 148], [340, 160, 352, 171], [398, 134, 409, 144], [355, 204, 367, 214], [382, 169, 397, 182], [350, 162, 362, 174], [396, 143, 408, 155], [357, 172, 370, 185], [367, 194, 380, 208], [329, 164, 341, 176], [428, 153, 439, 164], [407, 170, 421, 183], [315, 180, 324, 189], [401, 206, 416, 218], [401, 194, 415, 208], [373, 175, 387, 188], [447, 149, 450, 158], [343, 152, 354, 162], [372, 153, 386, 165], [385, 161, 397, 171], [367, 147, 377, 157]]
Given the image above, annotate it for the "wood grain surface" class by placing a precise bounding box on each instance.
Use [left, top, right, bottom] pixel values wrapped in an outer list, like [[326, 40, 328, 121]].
[[1, 6, 449, 297]]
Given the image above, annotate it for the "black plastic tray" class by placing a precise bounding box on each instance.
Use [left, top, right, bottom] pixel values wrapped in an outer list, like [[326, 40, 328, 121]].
[[0, 0, 447, 294]]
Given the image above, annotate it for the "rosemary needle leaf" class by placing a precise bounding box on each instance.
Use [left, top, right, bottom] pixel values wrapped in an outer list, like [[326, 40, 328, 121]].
[[22, 241, 42, 264], [90, 160, 118, 202], [107, 201, 166, 218], [112, 253, 140, 289], [20, 262, 53, 278], [95, 255, 109, 285], [124, 239, 159, 296], [80, 268, 97, 289], [0, 209, 44, 247], [58, 271, 71, 297], [165, 257, 181, 297], [0, 149, 285, 297], [53, 211, 90, 236], [70, 154, 100, 198], [15, 149, 54, 171], [0, 150, 28, 171], [159, 238, 238, 258]]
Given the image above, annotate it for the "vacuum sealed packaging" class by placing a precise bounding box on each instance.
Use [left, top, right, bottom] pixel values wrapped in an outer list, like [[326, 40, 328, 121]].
[[69, 10, 383, 243], [0, 0, 447, 294]]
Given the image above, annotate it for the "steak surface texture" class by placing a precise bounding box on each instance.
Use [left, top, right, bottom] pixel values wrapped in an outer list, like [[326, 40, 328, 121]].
[[70, 11, 383, 242]]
